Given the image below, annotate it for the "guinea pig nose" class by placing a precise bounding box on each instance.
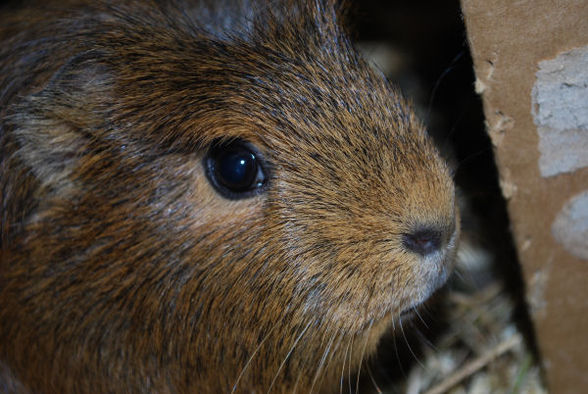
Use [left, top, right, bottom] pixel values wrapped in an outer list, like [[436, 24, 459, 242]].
[[402, 228, 443, 256]]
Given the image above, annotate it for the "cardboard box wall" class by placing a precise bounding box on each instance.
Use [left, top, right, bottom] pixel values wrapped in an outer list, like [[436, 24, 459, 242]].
[[460, 0, 588, 392]]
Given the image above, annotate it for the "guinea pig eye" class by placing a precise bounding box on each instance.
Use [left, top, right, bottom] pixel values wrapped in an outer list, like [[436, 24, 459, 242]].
[[204, 139, 267, 199]]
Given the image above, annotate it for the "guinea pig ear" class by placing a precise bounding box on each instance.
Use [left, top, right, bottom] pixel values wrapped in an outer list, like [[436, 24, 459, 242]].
[[6, 52, 113, 187]]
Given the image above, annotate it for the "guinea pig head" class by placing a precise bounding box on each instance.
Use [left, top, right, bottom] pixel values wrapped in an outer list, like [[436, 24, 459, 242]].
[[0, 1, 459, 392], [181, 10, 460, 390]]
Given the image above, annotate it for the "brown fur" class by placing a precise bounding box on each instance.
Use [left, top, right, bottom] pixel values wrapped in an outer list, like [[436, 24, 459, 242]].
[[0, 0, 459, 392]]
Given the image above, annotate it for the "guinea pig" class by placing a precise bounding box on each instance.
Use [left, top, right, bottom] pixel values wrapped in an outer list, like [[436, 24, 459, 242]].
[[0, 0, 459, 392]]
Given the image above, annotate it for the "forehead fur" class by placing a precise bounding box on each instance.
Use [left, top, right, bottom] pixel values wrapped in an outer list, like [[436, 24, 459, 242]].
[[4, 0, 449, 209], [68, 1, 430, 161], [7, 0, 449, 213]]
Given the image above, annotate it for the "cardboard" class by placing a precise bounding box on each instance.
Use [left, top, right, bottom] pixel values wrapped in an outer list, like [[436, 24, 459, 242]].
[[460, 0, 588, 392]]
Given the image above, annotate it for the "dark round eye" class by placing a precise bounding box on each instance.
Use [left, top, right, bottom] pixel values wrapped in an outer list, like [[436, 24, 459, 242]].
[[204, 139, 268, 199]]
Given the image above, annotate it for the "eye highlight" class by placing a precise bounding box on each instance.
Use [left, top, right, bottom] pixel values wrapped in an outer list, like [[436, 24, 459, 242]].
[[204, 139, 268, 199]]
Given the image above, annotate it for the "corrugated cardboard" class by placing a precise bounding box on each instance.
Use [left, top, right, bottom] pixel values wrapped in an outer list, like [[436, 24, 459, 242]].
[[460, 0, 588, 392]]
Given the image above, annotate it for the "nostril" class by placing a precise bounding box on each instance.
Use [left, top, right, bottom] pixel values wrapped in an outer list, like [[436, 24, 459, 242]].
[[402, 228, 443, 256]]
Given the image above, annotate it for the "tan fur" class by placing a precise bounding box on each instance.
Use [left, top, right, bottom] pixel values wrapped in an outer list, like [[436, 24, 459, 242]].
[[0, 0, 459, 392]]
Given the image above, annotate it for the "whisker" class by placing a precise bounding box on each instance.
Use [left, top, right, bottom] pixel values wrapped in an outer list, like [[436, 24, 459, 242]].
[[413, 326, 438, 352], [231, 321, 279, 393], [340, 338, 351, 394], [391, 316, 406, 378], [309, 330, 338, 393], [399, 316, 424, 369], [266, 320, 313, 394], [348, 334, 355, 394], [452, 146, 491, 175], [291, 363, 304, 394], [291, 376, 300, 394], [355, 320, 374, 394], [452, 267, 467, 282], [366, 364, 383, 394], [413, 307, 429, 330], [313, 329, 346, 393], [440, 104, 468, 156], [425, 50, 465, 126]]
